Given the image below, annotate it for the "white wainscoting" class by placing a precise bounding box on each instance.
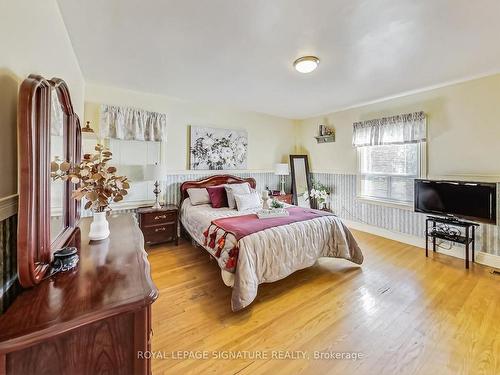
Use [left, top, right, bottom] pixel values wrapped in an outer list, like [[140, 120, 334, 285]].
[[76, 166, 500, 266], [162, 172, 282, 206], [344, 218, 500, 269], [81, 171, 283, 217], [313, 172, 500, 262]]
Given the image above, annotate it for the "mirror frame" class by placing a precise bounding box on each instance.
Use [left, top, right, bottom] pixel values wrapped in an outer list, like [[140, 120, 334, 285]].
[[17, 75, 81, 288], [289, 154, 312, 207]]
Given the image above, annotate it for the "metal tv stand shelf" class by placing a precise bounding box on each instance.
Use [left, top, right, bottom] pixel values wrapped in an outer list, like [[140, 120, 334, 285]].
[[425, 216, 479, 269]]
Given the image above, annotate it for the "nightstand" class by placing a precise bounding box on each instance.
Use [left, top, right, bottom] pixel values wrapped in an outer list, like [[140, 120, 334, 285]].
[[272, 194, 293, 205], [137, 205, 179, 246]]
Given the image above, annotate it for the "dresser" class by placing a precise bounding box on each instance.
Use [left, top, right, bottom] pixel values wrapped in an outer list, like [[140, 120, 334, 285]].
[[272, 194, 293, 205], [0, 214, 158, 375], [138, 205, 179, 246]]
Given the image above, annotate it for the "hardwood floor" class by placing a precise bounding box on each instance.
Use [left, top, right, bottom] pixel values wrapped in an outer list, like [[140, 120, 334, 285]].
[[148, 230, 500, 375]]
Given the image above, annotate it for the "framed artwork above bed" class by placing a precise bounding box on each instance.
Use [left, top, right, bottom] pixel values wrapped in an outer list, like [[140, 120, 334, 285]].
[[190, 126, 248, 170]]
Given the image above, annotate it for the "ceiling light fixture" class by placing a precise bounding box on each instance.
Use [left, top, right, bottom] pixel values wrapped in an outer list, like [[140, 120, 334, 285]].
[[293, 56, 320, 73]]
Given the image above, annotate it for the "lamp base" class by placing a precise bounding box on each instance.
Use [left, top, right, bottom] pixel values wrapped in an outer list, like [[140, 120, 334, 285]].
[[279, 176, 286, 195], [152, 180, 162, 210]]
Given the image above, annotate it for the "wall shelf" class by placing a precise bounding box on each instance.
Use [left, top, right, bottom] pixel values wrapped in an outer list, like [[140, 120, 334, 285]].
[[314, 134, 335, 144]]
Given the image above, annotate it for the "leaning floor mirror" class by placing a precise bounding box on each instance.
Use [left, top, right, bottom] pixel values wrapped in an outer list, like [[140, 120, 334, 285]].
[[289, 155, 312, 208]]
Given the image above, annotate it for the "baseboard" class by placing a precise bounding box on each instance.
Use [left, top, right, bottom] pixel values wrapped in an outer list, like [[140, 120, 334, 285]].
[[343, 218, 500, 270], [475, 251, 500, 270], [343, 219, 425, 248]]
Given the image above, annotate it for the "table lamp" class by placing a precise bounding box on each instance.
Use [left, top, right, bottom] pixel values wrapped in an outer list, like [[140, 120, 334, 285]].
[[144, 163, 165, 209], [274, 163, 289, 195]]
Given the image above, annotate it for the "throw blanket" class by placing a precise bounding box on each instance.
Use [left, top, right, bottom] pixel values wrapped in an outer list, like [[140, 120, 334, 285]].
[[204, 207, 335, 272]]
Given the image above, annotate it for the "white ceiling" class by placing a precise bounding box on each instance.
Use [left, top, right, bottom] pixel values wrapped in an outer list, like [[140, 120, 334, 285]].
[[58, 0, 500, 119]]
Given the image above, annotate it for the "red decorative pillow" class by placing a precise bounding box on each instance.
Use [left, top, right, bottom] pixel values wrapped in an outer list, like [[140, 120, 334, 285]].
[[207, 185, 228, 208]]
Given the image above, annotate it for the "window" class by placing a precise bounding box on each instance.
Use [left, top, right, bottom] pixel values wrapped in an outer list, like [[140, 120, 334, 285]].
[[352, 111, 427, 206], [108, 139, 161, 203], [358, 143, 425, 205]]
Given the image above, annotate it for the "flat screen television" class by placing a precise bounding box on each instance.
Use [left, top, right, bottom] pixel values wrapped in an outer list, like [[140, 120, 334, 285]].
[[414, 179, 497, 225]]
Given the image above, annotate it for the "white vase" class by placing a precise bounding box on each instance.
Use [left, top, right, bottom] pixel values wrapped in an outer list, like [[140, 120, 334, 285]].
[[88, 211, 110, 241]]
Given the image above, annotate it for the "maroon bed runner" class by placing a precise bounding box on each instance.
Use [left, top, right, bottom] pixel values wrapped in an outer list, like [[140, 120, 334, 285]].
[[203, 207, 335, 271]]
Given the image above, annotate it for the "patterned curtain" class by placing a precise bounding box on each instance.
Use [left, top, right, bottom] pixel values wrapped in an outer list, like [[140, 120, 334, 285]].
[[352, 111, 426, 147], [100, 104, 167, 141]]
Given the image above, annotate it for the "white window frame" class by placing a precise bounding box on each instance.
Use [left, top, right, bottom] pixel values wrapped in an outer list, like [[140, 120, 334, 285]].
[[80, 137, 164, 216], [356, 142, 427, 209]]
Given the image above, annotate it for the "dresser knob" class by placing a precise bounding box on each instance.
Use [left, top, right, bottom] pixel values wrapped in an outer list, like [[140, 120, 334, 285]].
[[155, 227, 166, 232], [154, 215, 167, 220]]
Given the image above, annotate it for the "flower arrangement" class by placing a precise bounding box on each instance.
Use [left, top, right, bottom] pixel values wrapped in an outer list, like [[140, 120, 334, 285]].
[[51, 144, 130, 212], [271, 199, 285, 209], [190, 127, 248, 170], [303, 178, 331, 209]]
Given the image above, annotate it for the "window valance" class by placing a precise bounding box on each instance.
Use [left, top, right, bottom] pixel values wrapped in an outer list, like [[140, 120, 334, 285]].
[[100, 104, 167, 141], [352, 111, 426, 147]]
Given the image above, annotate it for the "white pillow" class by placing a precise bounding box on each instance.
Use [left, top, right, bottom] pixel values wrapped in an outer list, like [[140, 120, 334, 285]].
[[186, 188, 210, 205], [234, 192, 262, 211], [225, 183, 251, 209]]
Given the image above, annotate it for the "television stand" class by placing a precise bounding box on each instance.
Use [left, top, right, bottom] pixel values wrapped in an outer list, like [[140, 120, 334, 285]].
[[425, 216, 479, 269]]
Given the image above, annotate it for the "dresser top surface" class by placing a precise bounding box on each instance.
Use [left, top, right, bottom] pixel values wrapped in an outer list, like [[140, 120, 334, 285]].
[[0, 213, 158, 350]]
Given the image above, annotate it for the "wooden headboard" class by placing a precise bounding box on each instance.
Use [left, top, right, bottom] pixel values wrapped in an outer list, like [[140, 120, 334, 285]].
[[180, 174, 257, 202]]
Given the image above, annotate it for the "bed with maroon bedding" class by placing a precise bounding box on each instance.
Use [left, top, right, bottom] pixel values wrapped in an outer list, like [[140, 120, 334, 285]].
[[179, 175, 363, 311]]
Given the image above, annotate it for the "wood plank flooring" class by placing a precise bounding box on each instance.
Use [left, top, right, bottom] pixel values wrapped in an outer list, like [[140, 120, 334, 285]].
[[148, 230, 500, 375]]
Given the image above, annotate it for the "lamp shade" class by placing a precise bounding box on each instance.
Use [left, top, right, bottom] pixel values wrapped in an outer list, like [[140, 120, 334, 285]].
[[274, 163, 289, 176], [143, 164, 165, 181], [116, 165, 144, 181]]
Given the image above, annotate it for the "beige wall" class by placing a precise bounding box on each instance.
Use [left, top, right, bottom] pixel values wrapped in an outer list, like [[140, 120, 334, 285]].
[[0, 71, 19, 199], [0, 0, 85, 198], [297, 74, 500, 181], [84, 84, 297, 172], [85, 74, 500, 180]]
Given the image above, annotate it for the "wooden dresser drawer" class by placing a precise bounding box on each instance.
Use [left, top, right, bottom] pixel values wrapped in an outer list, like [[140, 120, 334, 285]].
[[142, 224, 176, 244], [141, 211, 177, 226], [0, 214, 158, 375], [143, 223, 175, 237]]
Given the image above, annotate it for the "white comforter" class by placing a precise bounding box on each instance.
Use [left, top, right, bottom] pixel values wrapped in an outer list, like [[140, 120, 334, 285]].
[[180, 198, 363, 311]]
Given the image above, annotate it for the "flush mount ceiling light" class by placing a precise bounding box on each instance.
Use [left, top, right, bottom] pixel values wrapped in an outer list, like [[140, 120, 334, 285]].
[[293, 56, 320, 73]]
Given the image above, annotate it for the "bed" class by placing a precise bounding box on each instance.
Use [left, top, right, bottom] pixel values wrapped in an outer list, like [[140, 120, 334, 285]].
[[179, 174, 363, 311]]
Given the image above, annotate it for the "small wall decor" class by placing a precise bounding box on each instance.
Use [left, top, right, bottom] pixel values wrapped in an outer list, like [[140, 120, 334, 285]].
[[190, 126, 248, 170], [315, 124, 335, 143]]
